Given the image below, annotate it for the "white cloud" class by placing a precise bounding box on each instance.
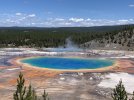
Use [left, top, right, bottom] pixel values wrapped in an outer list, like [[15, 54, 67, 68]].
[[0, 13, 134, 27], [28, 14, 36, 17], [54, 18, 65, 21], [118, 19, 129, 22], [86, 18, 91, 21], [69, 18, 84, 22], [31, 23, 35, 25], [64, 22, 72, 25], [129, 4, 134, 7], [16, 13, 22, 16], [41, 18, 134, 27], [129, 19, 134, 21]]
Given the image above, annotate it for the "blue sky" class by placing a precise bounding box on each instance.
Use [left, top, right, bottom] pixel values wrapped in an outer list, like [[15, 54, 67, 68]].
[[0, 0, 134, 27]]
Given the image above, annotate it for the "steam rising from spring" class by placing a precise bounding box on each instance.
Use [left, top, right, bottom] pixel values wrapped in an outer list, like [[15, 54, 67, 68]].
[[65, 37, 78, 49], [45, 37, 82, 52]]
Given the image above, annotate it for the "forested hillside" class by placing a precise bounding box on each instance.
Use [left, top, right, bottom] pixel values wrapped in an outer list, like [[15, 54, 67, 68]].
[[0, 25, 134, 50], [81, 25, 134, 50]]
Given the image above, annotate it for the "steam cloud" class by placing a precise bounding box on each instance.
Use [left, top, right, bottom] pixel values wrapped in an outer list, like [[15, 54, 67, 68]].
[[44, 37, 82, 52], [65, 37, 78, 49]]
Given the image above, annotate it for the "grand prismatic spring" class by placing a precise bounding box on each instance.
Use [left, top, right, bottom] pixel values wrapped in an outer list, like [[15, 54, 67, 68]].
[[21, 57, 115, 70]]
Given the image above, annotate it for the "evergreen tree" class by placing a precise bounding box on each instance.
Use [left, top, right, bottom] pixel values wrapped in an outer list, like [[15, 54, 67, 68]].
[[14, 72, 49, 100], [42, 90, 49, 100], [13, 72, 26, 100], [25, 84, 37, 100], [111, 80, 127, 100]]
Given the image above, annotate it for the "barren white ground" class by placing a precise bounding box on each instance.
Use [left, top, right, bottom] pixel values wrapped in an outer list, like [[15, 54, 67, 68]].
[[98, 73, 134, 94]]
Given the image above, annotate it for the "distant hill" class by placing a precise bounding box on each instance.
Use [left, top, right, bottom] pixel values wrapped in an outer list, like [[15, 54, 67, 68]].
[[0, 24, 134, 32], [0, 24, 134, 50]]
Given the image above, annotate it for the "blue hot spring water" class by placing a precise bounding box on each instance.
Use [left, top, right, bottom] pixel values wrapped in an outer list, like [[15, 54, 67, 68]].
[[21, 57, 114, 70]]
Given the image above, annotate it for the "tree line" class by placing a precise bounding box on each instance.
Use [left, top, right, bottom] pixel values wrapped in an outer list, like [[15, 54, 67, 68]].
[[0, 25, 134, 48]]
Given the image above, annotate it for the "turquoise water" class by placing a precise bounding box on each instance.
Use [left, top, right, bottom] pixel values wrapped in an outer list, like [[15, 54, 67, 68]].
[[21, 57, 114, 70]]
